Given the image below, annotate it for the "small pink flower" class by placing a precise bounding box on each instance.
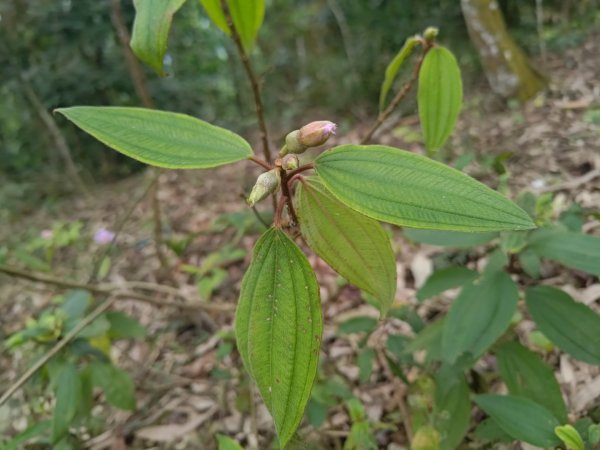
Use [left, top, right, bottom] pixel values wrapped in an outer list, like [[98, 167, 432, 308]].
[[94, 228, 115, 245], [40, 229, 53, 240]]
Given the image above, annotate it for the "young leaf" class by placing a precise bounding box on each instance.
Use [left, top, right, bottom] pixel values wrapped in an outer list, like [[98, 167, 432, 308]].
[[525, 286, 600, 364], [416, 266, 478, 301], [216, 434, 245, 450], [555, 425, 585, 450], [295, 177, 396, 315], [130, 0, 187, 76], [3, 421, 52, 450], [56, 107, 253, 169], [52, 362, 81, 443], [528, 228, 600, 275], [442, 271, 518, 363], [235, 228, 322, 448], [199, 0, 265, 51], [379, 36, 420, 111], [474, 395, 561, 448], [418, 47, 463, 152], [315, 145, 534, 232], [434, 371, 471, 450], [496, 341, 567, 422], [106, 311, 147, 340], [404, 228, 497, 248], [89, 362, 136, 410]]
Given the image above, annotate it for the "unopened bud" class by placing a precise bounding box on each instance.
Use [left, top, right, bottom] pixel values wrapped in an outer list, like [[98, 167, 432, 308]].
[[247, 169, 281, 207], [282, 154, 299, 170], [280, 130, 306, 156], [424, 27, 439, 42], [298, 120, 337, 148]]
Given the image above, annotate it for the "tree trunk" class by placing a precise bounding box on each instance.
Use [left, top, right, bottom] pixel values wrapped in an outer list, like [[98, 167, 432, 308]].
[[461, 0, 546, 102]]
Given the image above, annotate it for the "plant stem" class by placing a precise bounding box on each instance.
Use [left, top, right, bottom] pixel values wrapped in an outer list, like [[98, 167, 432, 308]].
[[273, 195, 286, 229], [248, 155, 273, 170], [360, 41, 431, 144], [288, 163, 314, 179], [279, 168, 298, 226], [220, 0, 272, 165]]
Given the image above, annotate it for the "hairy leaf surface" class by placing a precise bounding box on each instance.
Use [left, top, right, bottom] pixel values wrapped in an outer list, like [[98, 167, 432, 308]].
[[442, 271, 518, 363], [130, 0, 187, 75], [418, 47, 463, 152], [56, 107, 252, 168], [475, 395, 561, 448], [235, 228, 322, 447], [525, 286, 600, 364], [296, 177, 396, 315], [496, 341, 567, 422], [315, 145, 534, 232]]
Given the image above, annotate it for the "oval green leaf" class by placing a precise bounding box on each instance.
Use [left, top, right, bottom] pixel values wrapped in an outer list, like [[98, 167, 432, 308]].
[[416, 266, 479, 301], [475, 394, 561, 448], [418, 46, 463, 152], [525, 286, 600, 364], [199, 0, 265, 51], [496, 341, 568, 422], [56, 107, 253, 169], [216, 434, 245, 450], [295, 177, 396, 316], [379, 36, 420, 111], [434, 371, 471, 450], [235, 228, 322, 448], [315, 145, 534, 232], [555, 425, 585, 450], [528, 227, 600, 275], [442, 271, 518, 363], [130, 0, 187, 76], [404, 228, 497, 248]]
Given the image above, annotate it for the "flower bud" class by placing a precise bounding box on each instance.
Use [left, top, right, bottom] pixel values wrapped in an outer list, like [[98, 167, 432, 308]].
[[280, 130, 306, 156], [281, 154, 299, 171], [298, 120, 337, 148], [247, 169, 281, 207], [423, 27, 439, 42]]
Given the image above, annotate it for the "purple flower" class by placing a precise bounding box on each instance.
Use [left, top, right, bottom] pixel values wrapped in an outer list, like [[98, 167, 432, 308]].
[[94, 228, 115, 245], [40, 229, 53, 240]]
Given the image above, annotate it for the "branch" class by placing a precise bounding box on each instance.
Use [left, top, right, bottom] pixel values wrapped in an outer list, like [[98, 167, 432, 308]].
[[249, 155, 273, 170], [360, 42, 431, 144], [220, 0, 272, 164], [0, 265, 234, 313], [0, 296, 119, 406]]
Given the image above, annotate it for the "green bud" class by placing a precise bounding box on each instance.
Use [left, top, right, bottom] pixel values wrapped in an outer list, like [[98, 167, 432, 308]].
[[280, 130, 306, 156], [282, 154, 299, 170], [298, 120, 337, 148], [424, 27, 439, 42], [247, 169, 281, 207]]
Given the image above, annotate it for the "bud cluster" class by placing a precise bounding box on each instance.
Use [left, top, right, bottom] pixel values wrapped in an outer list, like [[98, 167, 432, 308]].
[[247, 169, 281, 207], [280, 120, 337, 156]]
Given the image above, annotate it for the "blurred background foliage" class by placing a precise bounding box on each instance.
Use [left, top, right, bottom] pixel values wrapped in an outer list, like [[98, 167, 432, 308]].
[[0, 0, 597, 209]]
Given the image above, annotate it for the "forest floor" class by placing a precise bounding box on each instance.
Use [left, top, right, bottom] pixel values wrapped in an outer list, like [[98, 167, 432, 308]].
[[1, 31, 599, 450]]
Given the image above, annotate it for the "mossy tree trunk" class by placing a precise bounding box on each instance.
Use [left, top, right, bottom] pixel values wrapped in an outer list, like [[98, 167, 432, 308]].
[[461, 0, 547, 101]]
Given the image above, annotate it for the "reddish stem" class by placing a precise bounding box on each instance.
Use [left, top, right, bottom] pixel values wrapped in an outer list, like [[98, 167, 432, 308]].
[[249, 155, 273, 170]]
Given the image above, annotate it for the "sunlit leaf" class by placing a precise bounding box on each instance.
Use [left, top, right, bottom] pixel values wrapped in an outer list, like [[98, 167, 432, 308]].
[[235, 228, 322, 448], [315, 145, 534, 232], [442, 271, 518, 363], [555, 425, 585, 450], [56, 107, 253, 169], [130, 0, 187, 75], [475, 395, 561, 448], [379, 36, 420, 111], [216, 434, 244, 450], [525, 286, 600, 364], [496, 341, 567, 422], [296, 177, 396, 315], [418, 47, 462, 152]]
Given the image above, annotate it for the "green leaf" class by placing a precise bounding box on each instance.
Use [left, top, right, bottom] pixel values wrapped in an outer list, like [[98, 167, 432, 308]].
[[474, 394, 561, 448], [442, 271, 518, 363], [528, 228, 600, 275], [235, 228, 322, 448], [130, 0, 187, 76], [411, 425, 441, 450], [555, 425, 585, 450], [525, 286, 600, 364], [518, 249, 541, 278], [199, 0, 265, 51], [90, 362, 136, 410], [418, 47, 463, 152], [473, 418, 513, 443], [106, 311, 147, 340], [416, 266, 478, 301], [496, 341, 567, 422], [315, 145, 534, 232], [56, 107, 253, 169], [338, 316, 378, 335], [216, 434, 245, 450], [434, 371, 471, 450], [52, 362, 81, 443], [404, 228, 496, 248], [500, 230, 529, 254], [357, 348, 375, 383], [296, 177, 396, 315], [404, 318, 444, 362], [3, 422, 51, 450], [379, 36, 420, 111], [589, 424, 600, 445]]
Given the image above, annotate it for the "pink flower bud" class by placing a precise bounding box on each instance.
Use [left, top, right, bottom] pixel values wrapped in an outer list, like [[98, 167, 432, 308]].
[[298, 121, 337, 148], [94, 228, 115, 245], [40, 229, 53, 240]]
